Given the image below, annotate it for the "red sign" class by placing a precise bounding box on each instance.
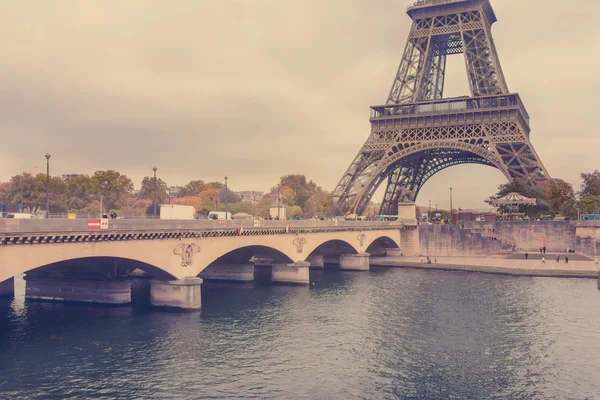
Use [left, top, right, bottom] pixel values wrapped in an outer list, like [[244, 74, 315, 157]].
[[88, 218, 101, 230]]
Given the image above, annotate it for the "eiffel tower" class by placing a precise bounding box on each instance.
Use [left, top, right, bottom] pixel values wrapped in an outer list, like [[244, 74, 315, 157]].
[[332, 0, 548, 216]]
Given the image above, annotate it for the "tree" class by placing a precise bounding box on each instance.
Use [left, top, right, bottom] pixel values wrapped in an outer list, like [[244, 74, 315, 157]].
[[92, 170, 133, 211], [542, 178, 577, 219], [139, 177, 169, 204], [8, 173, 46, 213], [580, 170, 600, 198], [180, 180, 206, 197], [197, 188, 220, 211], [579, 170, 600, 216], [306, 189, 333, 218], [63, 175, 98, 211], [279, 174, 318, 209], [172, 196, 203, 212], [0, 182, 12, 205], [257, 193, 274, 217]]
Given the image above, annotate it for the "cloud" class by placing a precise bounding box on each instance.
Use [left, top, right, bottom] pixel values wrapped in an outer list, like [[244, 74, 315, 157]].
[[0, 0, 598, 208]]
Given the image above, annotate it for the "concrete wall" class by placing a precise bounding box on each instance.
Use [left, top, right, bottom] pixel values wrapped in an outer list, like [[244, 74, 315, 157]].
[[464, 221, 578, 252], [419, 221, 600, 258], [419, 224, 508, 257]]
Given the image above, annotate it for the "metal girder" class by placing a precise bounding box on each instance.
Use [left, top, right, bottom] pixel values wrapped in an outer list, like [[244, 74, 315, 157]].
[[332, 0, 548, 216]]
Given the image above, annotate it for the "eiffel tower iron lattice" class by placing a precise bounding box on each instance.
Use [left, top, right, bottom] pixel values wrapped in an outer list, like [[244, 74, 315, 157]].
[[332, 0, 548, 216]]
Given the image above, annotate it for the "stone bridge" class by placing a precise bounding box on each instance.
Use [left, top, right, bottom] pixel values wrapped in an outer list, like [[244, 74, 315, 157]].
[[0, 219, 418, 309]]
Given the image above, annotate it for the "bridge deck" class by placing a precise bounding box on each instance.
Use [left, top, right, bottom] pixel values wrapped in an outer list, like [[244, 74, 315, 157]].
[[0, 220, 407, 245]]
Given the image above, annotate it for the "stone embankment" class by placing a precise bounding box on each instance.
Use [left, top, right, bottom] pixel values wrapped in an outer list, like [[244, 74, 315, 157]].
[[371, 255, 600, 279]]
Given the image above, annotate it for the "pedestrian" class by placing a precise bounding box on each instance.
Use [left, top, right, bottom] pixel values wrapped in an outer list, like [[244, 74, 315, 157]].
[[565, 256, 569, 264], [541, 256, 546, 264], [525, 252, 528, 260], [539, 248, 543, 255], [556, 255, 559, 262], [427, 257, 431, 264]]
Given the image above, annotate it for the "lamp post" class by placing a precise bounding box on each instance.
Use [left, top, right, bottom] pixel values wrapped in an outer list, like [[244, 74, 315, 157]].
[[153, 167, 157, 217], [224, 175, 228, 216], [450, 187, 453, 224], [428, 199, 431, 222], [45, 153, 51, 218], [277, 183, 281, 220]]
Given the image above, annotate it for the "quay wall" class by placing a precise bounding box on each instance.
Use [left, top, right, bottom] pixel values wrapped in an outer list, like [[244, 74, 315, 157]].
[[418, 221, 600, 258]]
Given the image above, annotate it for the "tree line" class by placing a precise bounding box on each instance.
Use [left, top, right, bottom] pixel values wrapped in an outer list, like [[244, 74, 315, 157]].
[[487, 171, 600, 219], [0, 171, 333, 218]]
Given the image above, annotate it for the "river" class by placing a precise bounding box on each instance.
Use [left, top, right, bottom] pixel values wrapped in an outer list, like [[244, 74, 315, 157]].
[[1, 268, 599, 399]]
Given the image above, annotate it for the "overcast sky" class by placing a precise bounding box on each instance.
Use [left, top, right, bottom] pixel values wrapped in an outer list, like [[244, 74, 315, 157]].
[[1, 0, 598, 209]]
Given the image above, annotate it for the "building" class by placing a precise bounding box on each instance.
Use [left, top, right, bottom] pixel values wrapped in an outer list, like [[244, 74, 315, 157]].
[[451, 209, 497, 224], [269, 203, 286, 220], [168, 186, 183, 198], [236, 191, 264, 203], [61, 174, 87, 180]]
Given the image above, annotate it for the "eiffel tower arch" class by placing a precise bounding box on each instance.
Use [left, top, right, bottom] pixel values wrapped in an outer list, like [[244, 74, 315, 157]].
[[332, 0, 549, 216]]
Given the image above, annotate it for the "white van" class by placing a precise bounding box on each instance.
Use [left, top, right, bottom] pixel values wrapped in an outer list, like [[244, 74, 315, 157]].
[[6, 213, 39, 219], [208, 211, 232, 220]]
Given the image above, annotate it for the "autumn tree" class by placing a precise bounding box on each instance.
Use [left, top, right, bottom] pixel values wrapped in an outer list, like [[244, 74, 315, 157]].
[[306, 189, 333, 218], [139, 177, 169, 204], [279, 174, 318, 209], [542, 178, 577, 219], [92, 170, 133, 211], [180, 180, 206, 197]]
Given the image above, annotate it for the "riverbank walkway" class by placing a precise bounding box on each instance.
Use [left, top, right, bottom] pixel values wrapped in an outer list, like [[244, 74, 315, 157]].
[[371, 254, 600, 279]]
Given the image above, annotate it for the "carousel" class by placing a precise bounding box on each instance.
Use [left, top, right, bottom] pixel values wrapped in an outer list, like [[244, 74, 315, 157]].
[[488, 192, 537, 220]]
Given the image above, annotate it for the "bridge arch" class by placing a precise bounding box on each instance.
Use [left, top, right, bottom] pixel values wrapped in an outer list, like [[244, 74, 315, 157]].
[[304, 239, 359, 261], [365, 235, 401, 256], [25, 256, 178, 281], [203, 245, 295, 267]]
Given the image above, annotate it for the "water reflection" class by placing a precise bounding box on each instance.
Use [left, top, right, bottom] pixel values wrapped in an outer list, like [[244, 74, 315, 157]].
[[0, 268, 599, 399]]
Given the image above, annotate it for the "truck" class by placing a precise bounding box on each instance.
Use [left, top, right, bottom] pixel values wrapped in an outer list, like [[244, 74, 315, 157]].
[[208, 211, 232, 220], [159, 205, 196, 220]]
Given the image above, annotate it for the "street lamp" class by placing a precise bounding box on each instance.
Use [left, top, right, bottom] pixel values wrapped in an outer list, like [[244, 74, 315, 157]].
[[277, 183, 281, 220], [450, 187, 453, 224], [153, 167, 158, 217], [45, 153, 51, 218], [428, 199, 431, 222], [224, 175, 228, 216]]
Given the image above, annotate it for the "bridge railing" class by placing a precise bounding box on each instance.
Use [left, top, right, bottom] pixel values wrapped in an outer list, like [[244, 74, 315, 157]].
[[0, 219, 403, 235]]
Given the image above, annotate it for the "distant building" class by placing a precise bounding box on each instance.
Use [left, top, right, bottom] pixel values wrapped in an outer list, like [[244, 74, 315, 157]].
[[236, 191, 264, 203], [270, 202, 286, 220], [61, 174, 87, 180], [168, 186, 183, 198], [451, 209, 497, 224]]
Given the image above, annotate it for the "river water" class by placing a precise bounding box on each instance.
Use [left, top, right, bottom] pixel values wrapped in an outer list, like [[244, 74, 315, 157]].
[[0, 268, 599, 399]]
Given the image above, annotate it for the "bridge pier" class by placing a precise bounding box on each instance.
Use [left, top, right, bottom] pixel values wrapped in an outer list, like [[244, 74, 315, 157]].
[[339, 253, 370, 271], [385, 248, 403, 257], [150, 278, 202, 310], [306, 254, 325, 269], [199, 263, 254, 283], [24, 276, 131, 305], [0, 278, 14, 298], [271, 262, 310, 285], [323, 255, 340, 266]]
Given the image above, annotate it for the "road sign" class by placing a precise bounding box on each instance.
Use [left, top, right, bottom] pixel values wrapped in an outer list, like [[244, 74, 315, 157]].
[[88, 219, 100, 230]]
